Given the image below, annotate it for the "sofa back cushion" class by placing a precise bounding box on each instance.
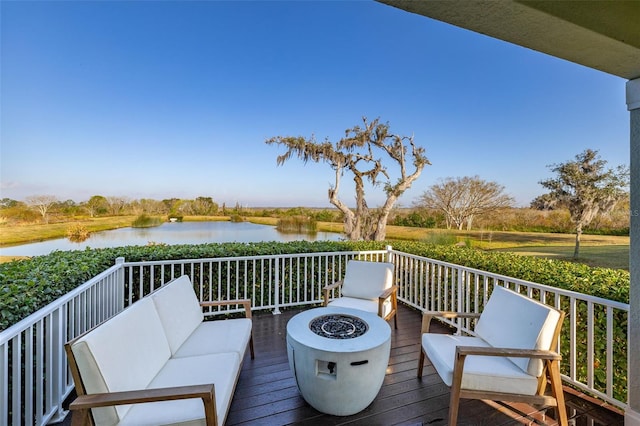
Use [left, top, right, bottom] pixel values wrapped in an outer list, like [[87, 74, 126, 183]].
[[70, 297, 171, 424], [151, 275, 204, 354], [340, 260, 394, 300], [475, 285, 562, 377]]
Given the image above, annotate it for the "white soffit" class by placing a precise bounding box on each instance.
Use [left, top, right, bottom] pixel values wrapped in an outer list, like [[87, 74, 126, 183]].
[[377, 0, 640, 80]]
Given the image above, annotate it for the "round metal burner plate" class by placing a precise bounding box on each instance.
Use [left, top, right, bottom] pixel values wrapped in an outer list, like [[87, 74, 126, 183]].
[[309, 314, 368, 339]]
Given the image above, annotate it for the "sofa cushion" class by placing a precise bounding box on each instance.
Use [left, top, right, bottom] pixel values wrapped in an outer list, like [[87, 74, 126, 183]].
[[173, 318, 252, 359], [151, 275, 205, 354], [423, 333, 539, 395], [340, 260, 394, 300], [71, 297, 171, 424], [118, 353, 240, 426], [475, 286, 561, 377]]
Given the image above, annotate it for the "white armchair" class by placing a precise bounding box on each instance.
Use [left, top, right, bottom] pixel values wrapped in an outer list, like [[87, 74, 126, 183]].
[[417, 285, 567, 426], [322, 260, 397, 329]]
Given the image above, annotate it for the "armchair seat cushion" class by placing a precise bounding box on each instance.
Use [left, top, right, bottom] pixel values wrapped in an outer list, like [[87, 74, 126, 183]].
[[328, 297, 394, 319], [423, 334, 539, 396], [172, 318, 253, 359], [119, 353, 240, 426]]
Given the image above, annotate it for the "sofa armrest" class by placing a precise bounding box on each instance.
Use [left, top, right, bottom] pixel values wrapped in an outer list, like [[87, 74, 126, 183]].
[[200, 299, 252, 319], [421, 311, 481, 333], [322, 281, 343, 306], [69, 384, 217, 426]]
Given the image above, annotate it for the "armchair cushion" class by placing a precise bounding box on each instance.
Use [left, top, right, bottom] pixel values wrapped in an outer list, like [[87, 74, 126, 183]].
[[474, 286, 561, 377], [328, 296, 394, 319], [422, 334, 539, 395], [340, 260, 394, 300]]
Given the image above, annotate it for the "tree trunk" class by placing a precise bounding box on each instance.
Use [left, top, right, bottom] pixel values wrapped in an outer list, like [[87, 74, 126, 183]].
[[574, 226, 582, 258]]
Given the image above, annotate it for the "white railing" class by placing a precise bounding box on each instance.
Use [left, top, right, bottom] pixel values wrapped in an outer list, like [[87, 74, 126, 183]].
[[390, 249, 629, 409], [0, 248, 629, 425], [0, 259, 125, 426]]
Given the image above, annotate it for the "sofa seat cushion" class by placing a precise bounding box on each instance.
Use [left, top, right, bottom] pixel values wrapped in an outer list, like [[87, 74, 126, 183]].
[[423, 334, 539, 396], [118, 353, 240, 426], [173, 318, 252, 359], [328, 297, 394, 318], [151, 276, 205, 355]]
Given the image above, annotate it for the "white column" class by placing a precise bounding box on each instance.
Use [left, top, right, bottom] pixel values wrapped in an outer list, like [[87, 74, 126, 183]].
[[626, 77, 640, 426]]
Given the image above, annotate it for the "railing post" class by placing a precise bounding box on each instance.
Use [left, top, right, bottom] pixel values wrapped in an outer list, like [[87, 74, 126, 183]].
[[115, 257, 126, 312], [385, 245, 393, 263], [49, 308, 67, 422], [273, 258, 281, 315]]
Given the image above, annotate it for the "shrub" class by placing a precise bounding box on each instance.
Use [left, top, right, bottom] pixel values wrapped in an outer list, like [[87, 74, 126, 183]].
[[277, 216, 317, 233], [66, 223, 90, 242]]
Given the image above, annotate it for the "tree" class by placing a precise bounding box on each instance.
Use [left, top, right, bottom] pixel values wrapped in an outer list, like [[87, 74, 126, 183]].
[[415, 176, 514, 230], [266, 117, 429, 241], [105, 196, 130, 216], [25, 195, 58, 223], [539, 149, 629, 258], [85, 195, 108, 217]]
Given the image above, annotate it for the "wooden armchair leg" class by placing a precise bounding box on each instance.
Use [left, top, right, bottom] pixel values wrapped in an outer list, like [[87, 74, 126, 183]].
[[548, 360, 568, 426], [417, 349, 425, 378], [448, 387, 461, 426], [249, 336, 255, 360], [393, 312, 398, 329], [71, 408, 91, 426]]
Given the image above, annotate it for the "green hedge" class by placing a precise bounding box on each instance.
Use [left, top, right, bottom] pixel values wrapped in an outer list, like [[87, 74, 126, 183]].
[[1, 240, 629, 331]]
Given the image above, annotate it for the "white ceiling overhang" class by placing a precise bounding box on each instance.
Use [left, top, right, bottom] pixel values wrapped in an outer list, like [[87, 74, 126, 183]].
[[377, 0, 640, 80]]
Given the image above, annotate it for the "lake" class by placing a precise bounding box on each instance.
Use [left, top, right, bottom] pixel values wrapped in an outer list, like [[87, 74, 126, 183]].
[[0, 221, 343, 257]]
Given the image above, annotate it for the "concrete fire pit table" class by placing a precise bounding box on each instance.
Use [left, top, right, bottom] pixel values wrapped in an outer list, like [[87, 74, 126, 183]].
[[286, 306, 392, 416]]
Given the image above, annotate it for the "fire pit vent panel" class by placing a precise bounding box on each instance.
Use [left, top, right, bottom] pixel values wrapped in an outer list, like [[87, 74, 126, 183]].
[[309, 314, 368, 339]]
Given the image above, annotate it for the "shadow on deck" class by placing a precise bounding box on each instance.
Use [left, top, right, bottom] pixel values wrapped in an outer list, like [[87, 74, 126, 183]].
[[57, 304, 625, 425]]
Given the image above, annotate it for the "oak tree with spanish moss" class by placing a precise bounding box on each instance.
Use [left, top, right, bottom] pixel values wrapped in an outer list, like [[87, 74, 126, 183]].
[[266, 117, 430, 241]]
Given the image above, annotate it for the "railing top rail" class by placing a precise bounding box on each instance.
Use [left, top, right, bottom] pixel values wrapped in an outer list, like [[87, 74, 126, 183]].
[[121, 249, 389, 267], [390, 249, 630, 311], [0, 262, 123, 343]]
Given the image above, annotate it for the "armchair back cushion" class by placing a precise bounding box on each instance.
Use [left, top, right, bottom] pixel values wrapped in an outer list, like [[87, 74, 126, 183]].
[[475, 285, 562, 377], [69, 297, 171, 425], [340, 260, 394, 300], [151, 275, 204, 354]]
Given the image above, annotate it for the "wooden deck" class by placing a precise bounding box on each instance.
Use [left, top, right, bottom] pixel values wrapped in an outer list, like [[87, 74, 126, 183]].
[[57, 304, 625, 426]]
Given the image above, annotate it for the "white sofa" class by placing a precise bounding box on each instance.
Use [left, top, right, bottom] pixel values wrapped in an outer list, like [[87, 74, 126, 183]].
[[417, 285, 567, 426], [65, 275, 253, 426]]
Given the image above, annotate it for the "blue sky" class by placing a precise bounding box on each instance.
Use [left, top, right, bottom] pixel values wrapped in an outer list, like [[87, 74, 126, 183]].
[[1, 1, 630, 208]]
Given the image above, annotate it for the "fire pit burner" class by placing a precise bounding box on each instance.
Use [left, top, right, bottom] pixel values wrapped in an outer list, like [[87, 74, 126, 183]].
[[309, 314, 368, 339]]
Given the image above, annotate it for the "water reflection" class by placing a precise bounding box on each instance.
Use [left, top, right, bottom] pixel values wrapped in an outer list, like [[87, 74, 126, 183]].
[[0, 221, 343, 257]]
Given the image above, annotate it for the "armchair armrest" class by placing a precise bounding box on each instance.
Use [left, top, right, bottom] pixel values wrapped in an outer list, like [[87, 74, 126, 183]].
[[378, 285, 397, 301], [455, 345, 561, 361], [421, 311, 481, 333], [322, 280, 343, 306], [200, 299, 252, 319], [70, 384, 217, 426]]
